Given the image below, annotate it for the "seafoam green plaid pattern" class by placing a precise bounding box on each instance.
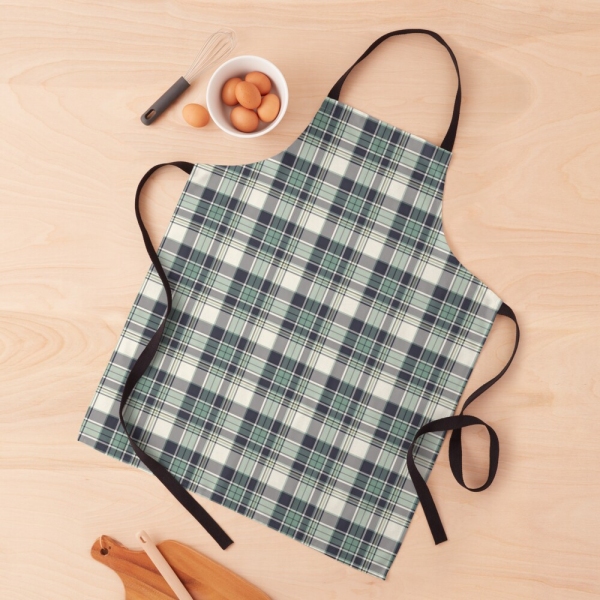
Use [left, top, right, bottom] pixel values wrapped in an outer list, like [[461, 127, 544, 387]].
[[79, 96, 502, 579]]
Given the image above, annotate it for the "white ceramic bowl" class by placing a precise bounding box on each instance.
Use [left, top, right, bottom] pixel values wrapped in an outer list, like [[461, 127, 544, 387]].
[[206, 55, 288, 138]]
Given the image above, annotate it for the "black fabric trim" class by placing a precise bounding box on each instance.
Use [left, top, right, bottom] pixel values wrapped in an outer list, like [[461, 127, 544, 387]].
[[406, 302, 520, 544], [327, 29, 462, 153], [119, 162, 233, 550]]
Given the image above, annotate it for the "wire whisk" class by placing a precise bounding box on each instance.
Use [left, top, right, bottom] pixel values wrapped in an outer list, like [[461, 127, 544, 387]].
[[141, 28, 237, 126], [184, 28, 236, 82]]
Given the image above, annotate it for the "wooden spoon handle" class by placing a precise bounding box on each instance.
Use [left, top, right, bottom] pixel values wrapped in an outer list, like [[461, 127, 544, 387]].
[[137, 531, 193, 600]]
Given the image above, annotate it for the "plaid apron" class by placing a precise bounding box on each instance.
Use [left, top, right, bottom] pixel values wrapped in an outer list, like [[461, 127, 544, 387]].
[[79, 29, 519, 579]]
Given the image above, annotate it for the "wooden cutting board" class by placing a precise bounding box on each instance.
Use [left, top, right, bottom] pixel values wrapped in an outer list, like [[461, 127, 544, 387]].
[[91, 535, 271, 600]]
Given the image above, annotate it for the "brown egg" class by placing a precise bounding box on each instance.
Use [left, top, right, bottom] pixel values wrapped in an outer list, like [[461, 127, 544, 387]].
[[235, 81, 261, 110], [182, 104, 210, 128], [245, 71, 271, 95], [257, 93, 280, 123], [230, 106, 259, 133], [221, 77, 242, 106]]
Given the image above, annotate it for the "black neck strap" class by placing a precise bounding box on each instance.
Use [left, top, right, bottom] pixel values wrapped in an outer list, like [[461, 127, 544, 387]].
[[119, 161, 233, 551], [327, 29, 462, 152], [406, 302, 520, 544]]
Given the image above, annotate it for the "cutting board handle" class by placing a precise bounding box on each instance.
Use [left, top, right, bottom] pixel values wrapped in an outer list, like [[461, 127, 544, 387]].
[[91, 535, 271, 600]]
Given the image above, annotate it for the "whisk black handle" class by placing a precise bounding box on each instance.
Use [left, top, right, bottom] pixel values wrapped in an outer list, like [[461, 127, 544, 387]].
[[140, 76, 190, 125]]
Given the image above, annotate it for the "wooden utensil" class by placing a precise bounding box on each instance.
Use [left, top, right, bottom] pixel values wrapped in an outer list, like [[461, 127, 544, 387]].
[[91, 534, 271, 600]]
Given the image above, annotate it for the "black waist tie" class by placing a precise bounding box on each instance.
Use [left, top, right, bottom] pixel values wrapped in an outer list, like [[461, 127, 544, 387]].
[[407, 302, 520, 544], [119, 162, 233, 550]]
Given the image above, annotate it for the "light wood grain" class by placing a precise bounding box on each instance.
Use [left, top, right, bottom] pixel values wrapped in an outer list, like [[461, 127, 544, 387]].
[[1, 1, 600, 599]]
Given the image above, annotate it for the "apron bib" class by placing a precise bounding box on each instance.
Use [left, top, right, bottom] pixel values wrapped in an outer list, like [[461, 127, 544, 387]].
[[79, 29, 519, 579]]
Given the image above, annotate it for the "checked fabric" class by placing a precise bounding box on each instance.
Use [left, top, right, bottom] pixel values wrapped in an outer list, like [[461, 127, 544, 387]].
[[79, 95, 502, 578]]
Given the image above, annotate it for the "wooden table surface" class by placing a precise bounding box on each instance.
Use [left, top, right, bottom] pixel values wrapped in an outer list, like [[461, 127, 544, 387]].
[[2, 1, 599, 598]]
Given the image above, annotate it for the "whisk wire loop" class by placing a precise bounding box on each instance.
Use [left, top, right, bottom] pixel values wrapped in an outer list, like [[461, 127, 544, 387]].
[[184, 28, 237, 83]]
